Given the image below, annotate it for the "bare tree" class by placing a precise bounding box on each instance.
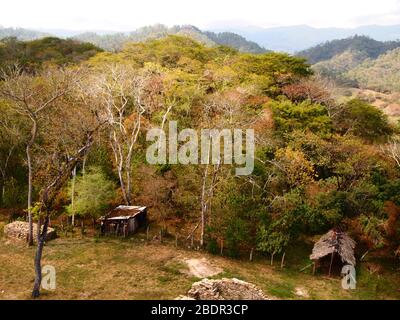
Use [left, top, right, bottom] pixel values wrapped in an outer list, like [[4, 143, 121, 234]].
[[196, 89, 249, 246], [96, 65, 148, 205], [0, 66, 81, 245], [384, 137, 400, 168]]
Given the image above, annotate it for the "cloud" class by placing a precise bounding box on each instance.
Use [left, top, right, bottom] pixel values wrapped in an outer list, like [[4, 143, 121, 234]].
[[0, 0, 399, 31]]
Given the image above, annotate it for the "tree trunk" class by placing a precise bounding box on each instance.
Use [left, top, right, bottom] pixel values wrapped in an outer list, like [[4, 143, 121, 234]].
[[125, 166, 132, 205], [27, 143, 33, 246], [118, 165, 129, 205], [71, 166, 76, 227], [37, 216, 41, 241], [200, 164, 209, 247], [328, 251, 335, 277], [0, 181, 4, 206], [26, 118, 37, 246], [32, 214, 49, 298], [0, 146, 14, 207], [250, 248, 254, 261], [280, 252, 286, 269], [82, 154, 87, 175]]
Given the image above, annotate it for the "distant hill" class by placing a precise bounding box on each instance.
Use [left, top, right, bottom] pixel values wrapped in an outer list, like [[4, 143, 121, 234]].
[[72, 25, 266, 53], [211, 24, 400, 52], [203, 31, 266, 53], [312, 50, 367, 86], [297, 35, 400, 64], [0, 26, 50, 41], [346, 48, 400, 92], [0, 24, 266, 54], [0, 37, 102, 71], [300, 36, 400, 92]]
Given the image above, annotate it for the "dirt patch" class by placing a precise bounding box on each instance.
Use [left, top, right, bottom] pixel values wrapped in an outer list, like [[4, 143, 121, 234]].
[[294, 287, 310, 298], [184, 258, 222, 278], [177, 278, 271, 300]]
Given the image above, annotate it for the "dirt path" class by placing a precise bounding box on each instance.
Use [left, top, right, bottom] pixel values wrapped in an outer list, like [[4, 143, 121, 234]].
[[184, 258, 222, 278]]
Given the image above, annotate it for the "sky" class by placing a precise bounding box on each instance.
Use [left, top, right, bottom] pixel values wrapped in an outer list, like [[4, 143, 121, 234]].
[[1, 0, 400, 31]]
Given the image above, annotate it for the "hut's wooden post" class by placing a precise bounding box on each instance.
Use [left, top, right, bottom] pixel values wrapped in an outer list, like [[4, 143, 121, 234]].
[[220, 239, 224, 256], [280, 252, 286, 269], [81, 220, 85, 236], [328, 251, 335, 277], [249, 248, 254, 261], [312, 261, 316, 275]]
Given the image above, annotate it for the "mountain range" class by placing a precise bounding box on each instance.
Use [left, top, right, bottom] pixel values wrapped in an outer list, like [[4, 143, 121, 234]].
[[210, 24, 400, 52], [0, 24, 266, 54], [3, 24, 400, 53]]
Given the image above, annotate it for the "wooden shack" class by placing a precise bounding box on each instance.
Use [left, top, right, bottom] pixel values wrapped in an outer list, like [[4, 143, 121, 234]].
[[310, 228, 356, 276], [99, 205, 147, 237]]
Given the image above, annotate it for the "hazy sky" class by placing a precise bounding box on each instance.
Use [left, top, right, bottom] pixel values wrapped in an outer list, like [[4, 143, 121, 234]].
[[1, 0, 400, 31]]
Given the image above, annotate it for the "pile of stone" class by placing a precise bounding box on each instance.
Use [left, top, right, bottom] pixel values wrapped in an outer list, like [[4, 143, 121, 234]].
[[3, 221, 56, 243], [177, 278, 270, 300]]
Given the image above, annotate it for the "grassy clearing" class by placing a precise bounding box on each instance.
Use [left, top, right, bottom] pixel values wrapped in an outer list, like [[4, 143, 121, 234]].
[[0, 231, 399, 300]]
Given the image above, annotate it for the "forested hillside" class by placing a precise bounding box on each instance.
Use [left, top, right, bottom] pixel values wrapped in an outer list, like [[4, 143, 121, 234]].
[[298, 36, 400, 92], [347, 48, 400, 92], [297, 35, 400, 64], [1, 35, 400, 299], [0, 37, 102, 71], [1, 35, 399, 257]]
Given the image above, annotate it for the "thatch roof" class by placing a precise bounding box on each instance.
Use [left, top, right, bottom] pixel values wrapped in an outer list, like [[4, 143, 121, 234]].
[[310, 229, 356, 266]]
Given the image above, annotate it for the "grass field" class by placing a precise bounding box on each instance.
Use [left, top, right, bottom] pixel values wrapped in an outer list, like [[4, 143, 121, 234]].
[[1, 222, 399, 300]]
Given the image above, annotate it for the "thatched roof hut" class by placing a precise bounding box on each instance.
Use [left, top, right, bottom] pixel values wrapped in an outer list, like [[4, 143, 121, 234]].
[[310, 229, 356, 274]]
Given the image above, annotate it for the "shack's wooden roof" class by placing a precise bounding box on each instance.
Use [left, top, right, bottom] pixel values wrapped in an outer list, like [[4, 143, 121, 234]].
[[310, 229, 356, 266], [100, 205, 146, 221]]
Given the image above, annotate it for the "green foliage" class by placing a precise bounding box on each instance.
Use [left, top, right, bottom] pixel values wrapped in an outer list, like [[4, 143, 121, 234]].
[[206, 238, 219, 255], [0, 36, 102, 72], [359, 214, 386, 248], [270, 99, 332, 135], [65, 167, 116, 219], [336, 99, 392, 141], [224, 217, 249, 257]]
